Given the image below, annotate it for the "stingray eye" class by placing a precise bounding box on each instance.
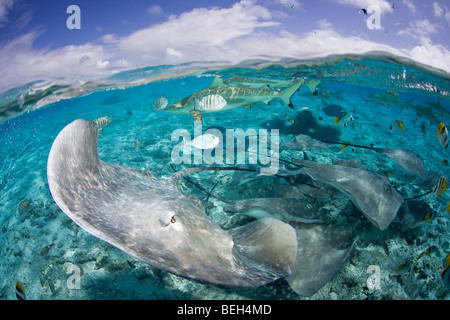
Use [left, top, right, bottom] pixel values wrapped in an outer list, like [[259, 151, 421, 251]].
[[170, 216, 176, 224]]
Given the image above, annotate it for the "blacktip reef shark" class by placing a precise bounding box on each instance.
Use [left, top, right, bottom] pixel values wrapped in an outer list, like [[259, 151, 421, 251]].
[[47, 119, 354, 296], [223, 76, 321, 92], [164, 77, 318, 123]]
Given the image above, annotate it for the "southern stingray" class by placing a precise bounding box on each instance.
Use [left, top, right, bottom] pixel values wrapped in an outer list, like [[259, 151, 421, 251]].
[[47, 119, 354, 296], [321, 139, 427, 178], [292, 158, 404, 230], [286, 223, 355, 296], [47, 119, 298, 288]]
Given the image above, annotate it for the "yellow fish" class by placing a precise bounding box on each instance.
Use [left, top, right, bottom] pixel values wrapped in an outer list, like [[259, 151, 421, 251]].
[[437, 122, 449, 149], [15, 281, 26, 300], [334, 113, 354, 127], [442, 159, 449, 166], [390, 120, 405, 132], [394, 263, 410, 274], [444, 253, 450, 269], [425, 211, 438, 222], [432, 176, 446, 196], [341, 141, 350, 151]]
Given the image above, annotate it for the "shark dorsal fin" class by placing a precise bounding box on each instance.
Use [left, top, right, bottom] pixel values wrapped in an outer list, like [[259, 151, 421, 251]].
[[209, 76, 225, 88]]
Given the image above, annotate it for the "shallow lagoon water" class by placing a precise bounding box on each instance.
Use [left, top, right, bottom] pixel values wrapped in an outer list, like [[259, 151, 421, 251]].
[[1, 55, 450, 300]]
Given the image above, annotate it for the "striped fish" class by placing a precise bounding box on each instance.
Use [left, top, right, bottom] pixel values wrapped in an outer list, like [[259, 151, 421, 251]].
[[93, 116, 113, 133], [194, 94, 227, 112], [18, 199, 31, 214], [432, 176, 447, 196], [16, 281, 26, 300], [437, 122, 449, 149]]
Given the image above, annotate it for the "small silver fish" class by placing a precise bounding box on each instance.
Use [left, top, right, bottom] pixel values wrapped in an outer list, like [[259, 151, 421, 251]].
[[185, 133, 220, 150], [93, 116, 113, 133], [152, 97, 169, 111]]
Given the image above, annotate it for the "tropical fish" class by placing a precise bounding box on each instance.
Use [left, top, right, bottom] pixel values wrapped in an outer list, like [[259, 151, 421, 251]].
[[447, 202, 450, 215], [195, 94, 227, 111], [40, 243, 54, 256], [341, 141, 351, 151], [15, 281, 26, 300], [93, 116, 113, 134], [440, 266, 450, 288], [442, 159, 449, 166], [184, 133, 220, 150], [152, 97, 169, 111], [437, 122, 449, 149], [135, 138, 141, 150], [425, 211, 439, 223], [390, 120, 405, 132], [334, 113, 354, 127], [285, 114, 295, 126], [444, 253, 450, 269], [394, 263, 410, 274], [432, 176, 446, 196], [165, 77, 307, 122], [415, 245, 439, 264], [18, 199, 32, 214], [424, 246, 439, 256]]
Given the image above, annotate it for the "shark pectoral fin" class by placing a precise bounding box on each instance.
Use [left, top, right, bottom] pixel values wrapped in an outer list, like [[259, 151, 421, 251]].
[[279, 79, 305, 108], [190, 110, 203, 123], [305, 80, 322, 94], [229, 217, 298, 281], [242, 105, 251, 109]]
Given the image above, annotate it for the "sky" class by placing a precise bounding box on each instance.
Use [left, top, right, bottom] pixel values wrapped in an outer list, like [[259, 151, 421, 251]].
[[0, 0, 449, 93]]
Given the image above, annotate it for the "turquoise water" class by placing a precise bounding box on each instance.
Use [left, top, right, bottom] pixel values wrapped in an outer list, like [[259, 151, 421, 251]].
[[1, 55, 450, 300]]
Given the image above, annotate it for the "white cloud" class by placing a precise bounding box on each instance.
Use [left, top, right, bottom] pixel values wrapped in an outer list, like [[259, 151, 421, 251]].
[[402, 0, 416, 13], [316, 19, 333, 29], [148, 5, 163, 15], [433, 2, 443, 17], [0, 0, 14, 26], [0, 0, 449, 93], [336, 0, 394, 12], [396, 19, 439, 41]]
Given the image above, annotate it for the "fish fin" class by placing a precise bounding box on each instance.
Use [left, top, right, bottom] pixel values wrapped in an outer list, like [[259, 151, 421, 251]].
[[190, 110, 203, 123], [286, 224, 354, 296], [279, 79, 305, 107], [229, 217, 297, 279], [305, 80, 321, 94], [209, 76, 224, 88]]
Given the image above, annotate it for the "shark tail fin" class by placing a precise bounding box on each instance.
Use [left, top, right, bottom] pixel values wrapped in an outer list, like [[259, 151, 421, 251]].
[[279, 79, 305, 108], [229, 217, 298, 281]]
